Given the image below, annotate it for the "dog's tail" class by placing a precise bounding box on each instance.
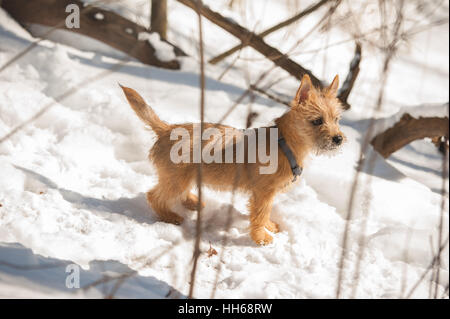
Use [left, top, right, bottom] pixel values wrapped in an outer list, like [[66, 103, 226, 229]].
[[120, 85, 170, 137]]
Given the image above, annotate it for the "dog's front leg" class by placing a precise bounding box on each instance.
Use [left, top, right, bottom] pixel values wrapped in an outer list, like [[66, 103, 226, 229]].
[[249, 191, 276, 245]]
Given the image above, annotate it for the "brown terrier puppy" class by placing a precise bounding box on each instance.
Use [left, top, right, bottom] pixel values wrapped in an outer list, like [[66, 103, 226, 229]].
[[120, 74, 345, 245]]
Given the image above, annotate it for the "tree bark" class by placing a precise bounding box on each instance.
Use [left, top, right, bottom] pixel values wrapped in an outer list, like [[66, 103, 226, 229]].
[[338, 42, 361, 110], [371, 113, 449, 158], [176, 0, 323, 87], [151, 0, 168, 40], [2, 0, 180, 69]]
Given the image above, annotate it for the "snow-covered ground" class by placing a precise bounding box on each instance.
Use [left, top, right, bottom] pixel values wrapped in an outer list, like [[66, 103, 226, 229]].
[[0, 0, 448, 298]]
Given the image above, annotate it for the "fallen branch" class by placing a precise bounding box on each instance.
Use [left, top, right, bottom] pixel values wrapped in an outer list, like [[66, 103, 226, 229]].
[[1, 0, 182, 69], [209, 0, 330, 65], [432, 136, 449, 154], [177, 0, 323, 87], [371, 112, 449, 158]]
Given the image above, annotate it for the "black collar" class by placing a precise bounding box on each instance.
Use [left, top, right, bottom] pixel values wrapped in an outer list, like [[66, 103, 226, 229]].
[[276, 127, 303, 182]]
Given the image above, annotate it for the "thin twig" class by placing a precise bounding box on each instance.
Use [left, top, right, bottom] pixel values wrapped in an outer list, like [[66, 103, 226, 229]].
[[0, 58, 131, 144], [428, 235, 437, 298], [405, 236, 449, 299], [188, 0, 206, 299], [0, 260, 67, 270], [249, 85, 291, 107], [400, 226, 414, 296], [433, 135, 449, 298], [338, 0, 405, 299], [441, 284, 449, 299], [209, 0, 330, 64], [216, 22, 260, 81], [210, 91, 257, 298]]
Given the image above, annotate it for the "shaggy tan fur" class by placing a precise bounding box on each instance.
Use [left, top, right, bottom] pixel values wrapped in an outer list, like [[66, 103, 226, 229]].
[[120, 74, 345, 245]]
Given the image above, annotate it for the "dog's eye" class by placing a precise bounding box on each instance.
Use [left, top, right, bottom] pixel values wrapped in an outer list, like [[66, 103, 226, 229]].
[[311, 118, 323, 126]]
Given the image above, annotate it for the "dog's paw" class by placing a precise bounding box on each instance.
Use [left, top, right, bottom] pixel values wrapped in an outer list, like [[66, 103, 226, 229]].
[[251, 228, 273, 245], [265, 220, 280, 233], [161, 212, 184, 225], [182, 193, 205, 211]]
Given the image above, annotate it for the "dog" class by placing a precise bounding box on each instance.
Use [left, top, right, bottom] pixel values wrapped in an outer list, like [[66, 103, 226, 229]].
[[120, 74, 345, 245]]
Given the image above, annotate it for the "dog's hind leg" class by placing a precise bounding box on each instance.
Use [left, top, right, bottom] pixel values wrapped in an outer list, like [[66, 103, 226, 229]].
[[182, 192, 205, 211], [265, 220, 280, 233], [147, 179, 190, 225]]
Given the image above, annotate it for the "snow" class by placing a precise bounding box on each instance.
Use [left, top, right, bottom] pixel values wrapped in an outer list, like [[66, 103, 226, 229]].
[[26, 24, 130, 61], [370, 103, 449, 139], [138, 32, 177, 62], [0, 242, 182, 298], [94, 13, 105, 21], [0, 0, 448, 299]]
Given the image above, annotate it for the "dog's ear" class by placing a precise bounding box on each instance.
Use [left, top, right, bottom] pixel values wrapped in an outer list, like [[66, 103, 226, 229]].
[[325, 75, 339, 97], [294, 74, 313, 105]]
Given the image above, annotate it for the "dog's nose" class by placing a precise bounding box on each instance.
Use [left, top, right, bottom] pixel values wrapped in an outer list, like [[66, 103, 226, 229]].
[[332, 135, 343, 145]]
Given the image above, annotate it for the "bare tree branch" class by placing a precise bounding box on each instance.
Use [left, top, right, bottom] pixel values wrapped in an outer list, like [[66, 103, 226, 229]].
[[249, 85, 291, 107], [151, 0, 168, 40], [209, 0, 330, 65], [338, 42, 362, 110], [176, 0, 323, 87]]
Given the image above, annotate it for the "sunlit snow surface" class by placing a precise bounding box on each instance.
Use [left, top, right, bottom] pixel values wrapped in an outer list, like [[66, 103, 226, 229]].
[[0, 0, 448, 298]]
